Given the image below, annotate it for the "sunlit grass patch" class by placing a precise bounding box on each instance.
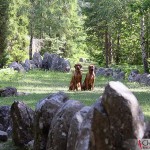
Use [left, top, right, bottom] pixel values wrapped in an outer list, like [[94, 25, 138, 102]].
[[0, 68, 150, 150], [0, 69, 149, 119]]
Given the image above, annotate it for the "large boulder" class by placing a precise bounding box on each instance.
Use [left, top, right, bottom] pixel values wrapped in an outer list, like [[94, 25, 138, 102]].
[[0, 106, 11, 134], [96, 68, 113, 77], [92, 81, 145, 150], [22, 59, 37, 71], [32, 52, 43, 68], [0, 87, 17, 97], [0, 130, 8, 142], [139, 73, 150, 85], [11, 101, 34, 147], [67, 106, 91, 150], [75, 81, 145, 150], [113, 69, 125, 80], [128, 70, 150, 86], [46, 100, 84, 150], [9, 62, 25, 72], [41, 52, 49, 70], [42, 52, 71, 72], [34, 92, 69, 150], [128, 70, 139, 82]]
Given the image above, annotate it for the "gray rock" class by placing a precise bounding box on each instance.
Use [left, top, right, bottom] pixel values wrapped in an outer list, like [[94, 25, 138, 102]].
[[0, 106, 11, 134], [96, 68, 113, 77], [79, 58, 87, 62], [9, 62, 25, 72], [91, 81, 145, 150], [0, 130, 8, 142], [42, 52, 71, 72], [46, 100, 84, 150], [11, 101, 34, 147], [143, 122, 150, 138], [25, 140, 34, 150], [139, 73, 150, 85], [96, 67, 106, 76], [34, 92, 69, 150], [23, 59, 31, 71], [79, 58, 84, 62], [128, 70, 139, 82], [42, 52, 49, 70], [32, 52, 43, 68], [0, 87, 17, 97], [75, 81, 145, 150], [113, 70, 125, 81], [74, 106, 94, 150], [61, 59, 71, 72], [67, 106, 91, 150]]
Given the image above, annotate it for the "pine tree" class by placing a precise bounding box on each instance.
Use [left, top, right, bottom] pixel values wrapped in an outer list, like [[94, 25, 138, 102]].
[[0, 0, 9, 67]]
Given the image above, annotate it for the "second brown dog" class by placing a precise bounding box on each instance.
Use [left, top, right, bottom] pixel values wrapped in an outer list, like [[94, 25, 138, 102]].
[[82, 65, 95, 90]]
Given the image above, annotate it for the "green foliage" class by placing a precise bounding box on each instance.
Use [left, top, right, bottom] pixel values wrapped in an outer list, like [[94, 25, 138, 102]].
[[7, 49, 28, 64], [0, 0, 150, 70], [81, 0, 150, 69], [30, 0, 86, 58], [40, 37, 66, 56], [0, 68, 19, 81], [0, 0, 9, 67]]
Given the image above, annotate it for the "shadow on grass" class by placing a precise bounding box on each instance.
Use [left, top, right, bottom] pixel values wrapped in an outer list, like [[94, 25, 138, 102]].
[[0, 90, 102, 110]]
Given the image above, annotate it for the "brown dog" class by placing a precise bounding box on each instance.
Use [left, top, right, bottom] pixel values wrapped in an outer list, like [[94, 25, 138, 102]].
[[82, 65, 95, 90], [69, 64, 82, 91]]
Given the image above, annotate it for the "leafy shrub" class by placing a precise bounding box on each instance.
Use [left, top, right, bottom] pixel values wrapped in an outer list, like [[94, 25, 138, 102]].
[[0, 68, 21, 81], [6, 49, 28, 65]]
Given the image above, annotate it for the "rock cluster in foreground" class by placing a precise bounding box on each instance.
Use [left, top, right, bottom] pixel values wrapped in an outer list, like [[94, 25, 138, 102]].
[[0, 81, 147, 150]]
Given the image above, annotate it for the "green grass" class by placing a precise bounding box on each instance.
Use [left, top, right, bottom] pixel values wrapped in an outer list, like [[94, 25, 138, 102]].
[[0, 68, 150, 117], [0, 67, 150, 149]]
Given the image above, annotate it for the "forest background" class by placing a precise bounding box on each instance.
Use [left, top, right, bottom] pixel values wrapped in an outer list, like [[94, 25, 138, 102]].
[[0, 0, 150, 72]]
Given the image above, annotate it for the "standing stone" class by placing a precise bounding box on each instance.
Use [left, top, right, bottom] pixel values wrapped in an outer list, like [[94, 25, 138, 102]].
[[0, 106, 11, 132], [67, 106, 91, 150], [32, 52, 43, 68], [46, 100, 84, 150], [75, 100, 103, 150], [11, 101, 34, 147], [75, 81, 145, 150], [34, 92, 69, 150], [74, 105, 94, 150], [42, 52, 50, 70], [91, 81, 145, 150]]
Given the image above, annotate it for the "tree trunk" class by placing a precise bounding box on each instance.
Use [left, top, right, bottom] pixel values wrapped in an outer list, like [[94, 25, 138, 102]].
[[108, 34, 112, 64], [145, 13, 149, 58], [105, 27, 109, 68], [29, 22, 33, 60], [115, 32, 120, 65], [140, 15, 149, 73]]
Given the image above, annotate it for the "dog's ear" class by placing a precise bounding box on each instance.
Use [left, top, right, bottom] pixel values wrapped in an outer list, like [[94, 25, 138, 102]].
[[74, 64, 77, 68]]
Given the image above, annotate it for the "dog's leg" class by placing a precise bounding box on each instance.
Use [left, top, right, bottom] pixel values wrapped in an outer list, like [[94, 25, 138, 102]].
[[85, 75, 89, 90]]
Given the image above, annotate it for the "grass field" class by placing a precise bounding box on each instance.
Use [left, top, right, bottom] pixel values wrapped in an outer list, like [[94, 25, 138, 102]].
[[0, 65, 150, 149]]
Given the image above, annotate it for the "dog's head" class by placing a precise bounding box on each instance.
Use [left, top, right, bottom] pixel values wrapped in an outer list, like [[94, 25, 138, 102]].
[[88, 65, 95, 73], [74, 64, 82, 73]]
